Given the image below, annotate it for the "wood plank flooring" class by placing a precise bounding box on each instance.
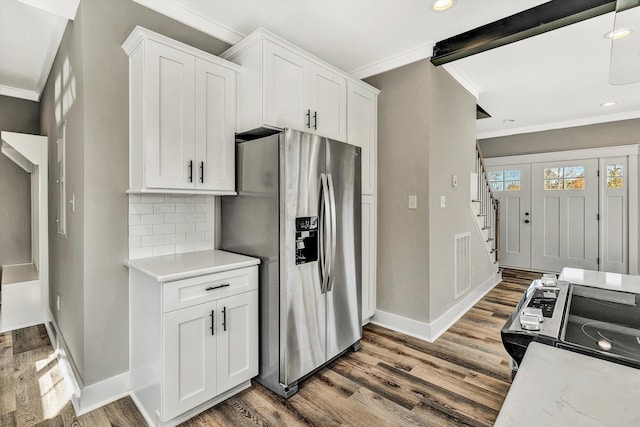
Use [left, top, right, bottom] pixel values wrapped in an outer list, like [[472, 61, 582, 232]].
[[0, 269, 541, 426]]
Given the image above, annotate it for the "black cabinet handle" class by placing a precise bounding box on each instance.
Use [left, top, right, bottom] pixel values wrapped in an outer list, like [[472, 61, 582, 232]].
[[306, 109, 311, 128], [188, 160, 193, 183], [313, 111, 317, 130], [524, 219, 530, 224], [222, 307, 227, 331], [525, 212, 530, 216], [210, 310, 214, 335], [206, 283, 230, 291], [200, 161, 204, 183]]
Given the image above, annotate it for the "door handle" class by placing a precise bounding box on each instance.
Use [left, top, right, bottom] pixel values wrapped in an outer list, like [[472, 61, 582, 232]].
[[313, 111, 318, 130], [188, 160, 193, 183], [210, 310, 214, 335], [200, 161, 204, 183], [222, 307, 227, 331], [306, 109, 311, 128], [326, 173, 337, 292], [318, 174, 331, 294]]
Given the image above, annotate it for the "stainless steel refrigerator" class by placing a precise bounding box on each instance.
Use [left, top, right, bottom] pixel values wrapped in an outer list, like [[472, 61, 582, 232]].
[[221, 128, 361, 398]]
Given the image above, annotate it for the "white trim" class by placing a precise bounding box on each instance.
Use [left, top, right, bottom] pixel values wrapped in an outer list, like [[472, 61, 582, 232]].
[[130, 0, 244, 45], [629, 154, 639, 274], [484, 145, 640, 166], [0, 85, 39, 101], [442, 63, 480, 99], [478, 110, 640, 139], [15, 0, 79, 20], [45, 312, 130, 416], [349, 41, 434, 79], [371, 271, 502, 343], [34, 18, 68, 102]]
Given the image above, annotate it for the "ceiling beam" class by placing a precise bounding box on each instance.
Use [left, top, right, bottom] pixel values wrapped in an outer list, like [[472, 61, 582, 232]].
[[431, 0, 616, 66]]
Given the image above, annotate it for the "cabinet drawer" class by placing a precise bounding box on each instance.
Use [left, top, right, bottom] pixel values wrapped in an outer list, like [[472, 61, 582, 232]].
[[163, 266, 258, 312]]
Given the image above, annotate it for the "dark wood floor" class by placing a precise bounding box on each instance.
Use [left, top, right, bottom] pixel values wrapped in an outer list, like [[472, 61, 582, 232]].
[[0, 269, 541, 426]]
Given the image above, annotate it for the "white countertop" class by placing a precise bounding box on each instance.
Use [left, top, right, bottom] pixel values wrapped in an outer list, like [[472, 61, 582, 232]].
[[495, 342, 640, 427], [559, 267, 640, 294], [125, 250, 260, 282]]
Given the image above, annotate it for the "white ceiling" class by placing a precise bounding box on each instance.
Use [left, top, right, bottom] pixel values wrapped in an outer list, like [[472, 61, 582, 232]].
[[2, 0, 639, 138]]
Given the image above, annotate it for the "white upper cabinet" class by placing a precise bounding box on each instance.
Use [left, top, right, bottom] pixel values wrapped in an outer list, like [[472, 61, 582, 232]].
[[348, 82, 378, 196], [222, 30, 350, 142], [123, 26, 241, 195]]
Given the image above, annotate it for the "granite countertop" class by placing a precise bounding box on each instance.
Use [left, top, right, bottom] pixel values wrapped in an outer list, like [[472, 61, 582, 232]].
[[559, 267, 640, 294], [125, 250, 260, 282], [495, 342, 640, 426]]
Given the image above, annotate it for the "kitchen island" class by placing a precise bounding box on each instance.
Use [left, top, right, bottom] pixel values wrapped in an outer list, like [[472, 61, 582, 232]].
[[495, 341, 640, 426]]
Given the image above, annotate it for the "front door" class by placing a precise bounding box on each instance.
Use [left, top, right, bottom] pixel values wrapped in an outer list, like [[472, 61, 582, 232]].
[[488, 164, 531, 269], [531, 159, 599, 272]]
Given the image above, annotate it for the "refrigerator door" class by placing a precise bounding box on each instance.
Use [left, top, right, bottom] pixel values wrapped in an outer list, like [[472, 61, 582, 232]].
[[281, 129, 327, 385], [325, 139, 362, 360]]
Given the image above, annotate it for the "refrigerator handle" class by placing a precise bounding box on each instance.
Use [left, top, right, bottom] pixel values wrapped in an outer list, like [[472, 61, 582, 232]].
[[326, 174, 337, 292], [318, 173, 331, 293]]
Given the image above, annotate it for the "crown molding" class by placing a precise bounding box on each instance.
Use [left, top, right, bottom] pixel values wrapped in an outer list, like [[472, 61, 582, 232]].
[[349, 41, 434, 79], [131, 0, 244, 45], [0, 85, 39, 101], [16, 0, 79, 20]]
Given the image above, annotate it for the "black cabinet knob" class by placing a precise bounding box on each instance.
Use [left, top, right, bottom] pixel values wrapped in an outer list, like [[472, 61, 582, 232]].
[[524, 219, 530, 224]]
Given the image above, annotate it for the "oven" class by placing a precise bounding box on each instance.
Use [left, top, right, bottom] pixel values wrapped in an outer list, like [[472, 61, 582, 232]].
[[501, 279, 640, 376]]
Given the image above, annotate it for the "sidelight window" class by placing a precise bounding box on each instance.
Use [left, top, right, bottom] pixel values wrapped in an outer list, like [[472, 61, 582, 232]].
[[606, 162, 623, 189]]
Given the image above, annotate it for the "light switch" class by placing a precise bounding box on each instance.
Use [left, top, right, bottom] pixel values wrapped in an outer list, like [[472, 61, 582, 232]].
[[408, 195, 417, 210], [440, 195, 446, 208]]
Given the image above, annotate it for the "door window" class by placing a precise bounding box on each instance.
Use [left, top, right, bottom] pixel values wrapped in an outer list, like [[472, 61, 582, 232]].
[[488, 169, 520, 192], [543, 165, 585, 190]]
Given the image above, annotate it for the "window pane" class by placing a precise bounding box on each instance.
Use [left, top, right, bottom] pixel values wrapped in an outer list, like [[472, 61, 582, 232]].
[[544, 179, 563, 190], [607, 163, 623, 177], [504, 170, 520, 181], [490, 182, 504, 191], [607, 177, 623, 188], [564, 178, 585, 189], [563, 166, 585, 178], [488, 171, 503, 181], [544, 168, 563, 179], [504, 181, 520, 191]]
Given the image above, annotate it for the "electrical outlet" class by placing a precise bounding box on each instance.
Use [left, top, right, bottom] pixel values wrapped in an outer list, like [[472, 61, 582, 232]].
[[56, 295, 61, 311], [440, 195, 446, 208]]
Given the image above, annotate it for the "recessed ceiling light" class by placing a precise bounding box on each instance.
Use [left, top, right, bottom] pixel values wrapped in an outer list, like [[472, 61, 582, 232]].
[[601, 101, 617, 107], [503, 119, 515, 123], [604, 28, 633, 40], [432, 0, 455, 11]]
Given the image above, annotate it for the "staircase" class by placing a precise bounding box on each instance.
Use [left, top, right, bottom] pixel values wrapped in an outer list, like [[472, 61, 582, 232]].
[[472, 142, 499, 265]]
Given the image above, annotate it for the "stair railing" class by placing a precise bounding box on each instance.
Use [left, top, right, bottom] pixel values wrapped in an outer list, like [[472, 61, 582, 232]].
[[475, 142, 499, 263]]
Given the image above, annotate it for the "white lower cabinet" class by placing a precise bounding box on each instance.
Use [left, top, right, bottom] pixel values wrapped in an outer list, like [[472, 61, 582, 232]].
[[129, 263, 259, 426], [362, 195, 377, 321]]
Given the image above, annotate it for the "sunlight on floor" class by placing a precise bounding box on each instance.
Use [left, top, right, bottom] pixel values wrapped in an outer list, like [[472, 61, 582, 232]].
[[37, 355, 71, 420]]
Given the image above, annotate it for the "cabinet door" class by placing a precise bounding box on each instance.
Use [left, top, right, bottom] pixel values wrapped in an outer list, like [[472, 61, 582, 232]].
[[217, 291, 258, 394], [263, 41, 308, 131], [348, 83, 377, 195], [361, 195, 377, 321], [195, 58, 236, 191], [309, 64, 347, 142], [163, 301, 217, 421], [145, 40, 196, 189]]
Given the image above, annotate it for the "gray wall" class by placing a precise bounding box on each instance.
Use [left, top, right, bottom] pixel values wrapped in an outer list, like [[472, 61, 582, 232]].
[[479, 119, 640, 157], [39, 0, 230, 386], [0, 95, 39, 269], [365, 61, 431, 322], [366, 59, 496, 324]]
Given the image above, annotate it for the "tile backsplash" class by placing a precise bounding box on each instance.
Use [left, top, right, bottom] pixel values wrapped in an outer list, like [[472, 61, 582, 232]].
[[129, 194, 215, 259]]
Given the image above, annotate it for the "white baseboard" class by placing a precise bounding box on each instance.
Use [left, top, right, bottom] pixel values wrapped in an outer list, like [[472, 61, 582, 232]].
[[370, 270, 502, 343], [45, 311, 131, 416]]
